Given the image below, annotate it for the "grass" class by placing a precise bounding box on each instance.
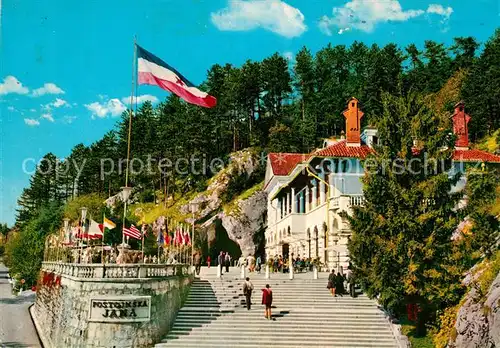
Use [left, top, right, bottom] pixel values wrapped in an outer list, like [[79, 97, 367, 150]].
[[223, 181, 264, 216], [400, 317, 435, 348]]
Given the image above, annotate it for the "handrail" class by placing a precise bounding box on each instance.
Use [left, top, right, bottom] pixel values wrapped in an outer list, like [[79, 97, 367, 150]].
[[41, 261, 191, 279]]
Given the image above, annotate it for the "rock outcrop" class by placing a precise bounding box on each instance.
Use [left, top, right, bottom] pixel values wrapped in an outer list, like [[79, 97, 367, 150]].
[[219, 190, 267, 257], [181, 148, 265, 254], [450, 270, 500, 347]]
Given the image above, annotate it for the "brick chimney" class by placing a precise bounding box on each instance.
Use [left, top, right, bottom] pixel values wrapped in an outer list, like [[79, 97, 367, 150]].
[[342, 97, 364, 147], [450, 101, 471, 150]]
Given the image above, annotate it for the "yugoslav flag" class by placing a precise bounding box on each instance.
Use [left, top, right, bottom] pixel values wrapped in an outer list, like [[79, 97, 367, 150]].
[[136, 45, 217, 108]]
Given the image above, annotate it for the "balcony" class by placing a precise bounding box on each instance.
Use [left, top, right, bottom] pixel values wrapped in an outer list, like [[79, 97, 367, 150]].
[[330, 194, 364, 212], [274, 212, 307, 236]]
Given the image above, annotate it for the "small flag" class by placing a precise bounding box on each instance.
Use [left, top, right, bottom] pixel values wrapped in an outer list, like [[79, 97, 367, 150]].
[[157, 228, 164, 246], [136, 45, 217, 108], [123, 224, 142, 240], [103, 217, 116, 230], [89, 220, 103, 239], [184, 230, 191, 246]]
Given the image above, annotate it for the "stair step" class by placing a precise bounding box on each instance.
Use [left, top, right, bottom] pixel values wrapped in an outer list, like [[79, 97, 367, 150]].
[[155, 270, 398, 348]]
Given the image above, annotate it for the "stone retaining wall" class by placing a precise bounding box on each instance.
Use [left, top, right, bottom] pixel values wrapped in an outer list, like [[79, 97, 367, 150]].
[[32, 264, 192, 348]]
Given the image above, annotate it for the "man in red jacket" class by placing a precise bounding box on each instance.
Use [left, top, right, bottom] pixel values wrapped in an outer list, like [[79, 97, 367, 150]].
[[261, 284, 273, 320]]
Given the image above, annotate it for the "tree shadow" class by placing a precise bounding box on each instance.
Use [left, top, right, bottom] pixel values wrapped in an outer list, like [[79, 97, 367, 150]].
[[0, 293, 35, 305], [0, 342, 32, 347]]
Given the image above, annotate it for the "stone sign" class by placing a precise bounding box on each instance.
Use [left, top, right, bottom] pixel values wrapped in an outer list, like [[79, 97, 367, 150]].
[[88, 296, 151, 322]]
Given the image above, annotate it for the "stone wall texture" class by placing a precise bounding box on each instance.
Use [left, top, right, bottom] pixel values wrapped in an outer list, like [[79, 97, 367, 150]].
[[450, 272, 500, 348], [32, 271, 192, 348]]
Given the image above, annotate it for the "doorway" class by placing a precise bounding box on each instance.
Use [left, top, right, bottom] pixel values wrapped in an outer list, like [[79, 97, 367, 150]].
[[282, 243, 289, 259]]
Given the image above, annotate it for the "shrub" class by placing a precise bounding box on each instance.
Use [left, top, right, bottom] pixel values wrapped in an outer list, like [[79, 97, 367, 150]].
[[4, 204, 62, 286], [433, 305, 459, 348]]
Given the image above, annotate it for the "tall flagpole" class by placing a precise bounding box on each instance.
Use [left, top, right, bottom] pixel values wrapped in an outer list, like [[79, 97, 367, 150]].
[[121, 36, 137, 258], [102, 213, 105, 264]]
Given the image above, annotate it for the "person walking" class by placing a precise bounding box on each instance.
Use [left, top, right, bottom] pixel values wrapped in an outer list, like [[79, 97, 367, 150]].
[[225, 252, 231, 273], [327, 269, 336, 296], [243, 277, 254, 310], [194, 252, 201, 276], [256, 255, 262, 273], [207, 255, 211, 268], [217, 251, 224, 275], [335, 272, 345, 296], [348, 270, 356, 298], [261, 284, 273, 320]]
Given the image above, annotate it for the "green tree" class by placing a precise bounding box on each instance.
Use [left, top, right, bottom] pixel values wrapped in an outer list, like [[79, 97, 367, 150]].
[[5, 203, 63, 286], [461, 29, 500, 140], [464, 169, 500, 257], [346, 92, 464, 336]]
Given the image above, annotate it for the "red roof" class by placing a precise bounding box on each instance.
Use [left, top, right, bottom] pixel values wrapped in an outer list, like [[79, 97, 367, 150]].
[[453, 149, 500, 163], [268, 153, 310, 176], [313, 140, 374, 158], [269, 145, 500, 178]]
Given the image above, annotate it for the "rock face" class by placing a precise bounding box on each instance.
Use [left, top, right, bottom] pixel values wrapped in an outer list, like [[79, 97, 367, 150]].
[[181, 148, 265, 255], [219, 191, 267, 257], [451, 272, 500, 348]]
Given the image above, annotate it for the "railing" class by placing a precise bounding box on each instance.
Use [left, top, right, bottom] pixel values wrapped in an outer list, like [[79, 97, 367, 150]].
[[331, 194, 364, 210], [41, 262, 191, 280]]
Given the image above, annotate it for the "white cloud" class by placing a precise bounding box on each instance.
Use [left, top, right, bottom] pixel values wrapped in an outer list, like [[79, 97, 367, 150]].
[[319, 0, 426, 34], [30, 108, 36, 112], [211, 0, 307, 38], [7, 106, 16, 112], [41, 113, 55, 122], [52, 98, 69, 108], [0, 76, 29, 96], [338, 27, 351, 35], [85, 98, 127, 118], [427, 4, 453, 22], [24, 118, 40, 126], [63, 115, 77, 124], [121, 94, 159, 105], [32, 83, 65, 97]]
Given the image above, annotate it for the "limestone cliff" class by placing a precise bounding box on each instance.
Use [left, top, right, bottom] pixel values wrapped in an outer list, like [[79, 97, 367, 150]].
[[218, 188, 267, 257], [449, 258, 500, 348], [182, 148, 266, 256]]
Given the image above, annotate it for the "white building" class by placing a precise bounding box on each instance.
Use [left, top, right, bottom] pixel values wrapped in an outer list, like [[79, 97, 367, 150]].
[[263, 99, 500, 272]]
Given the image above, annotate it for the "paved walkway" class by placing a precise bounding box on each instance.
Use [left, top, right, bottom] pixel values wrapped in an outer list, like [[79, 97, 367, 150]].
[[0, 263, 40, 348]]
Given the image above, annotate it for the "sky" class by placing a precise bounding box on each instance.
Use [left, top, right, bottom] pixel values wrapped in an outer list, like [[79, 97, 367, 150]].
[[0, 0, 499, 226]]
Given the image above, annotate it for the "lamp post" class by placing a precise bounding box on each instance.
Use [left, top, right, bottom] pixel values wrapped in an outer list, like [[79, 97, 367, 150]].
[[332, 234, 339, 273], [189, 202, 199, 268], [306, 166, 330, 268], [61, 218, 70, 262], [80, 207, 88, 264]]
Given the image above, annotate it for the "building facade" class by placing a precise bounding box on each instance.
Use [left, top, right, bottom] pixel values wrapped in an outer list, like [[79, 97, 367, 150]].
[[263, 99, 500, 272]]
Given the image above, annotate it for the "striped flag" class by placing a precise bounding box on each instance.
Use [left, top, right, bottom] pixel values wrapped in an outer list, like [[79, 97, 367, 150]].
[[136, 45, 217, 108], [123, 224, 141, 240]]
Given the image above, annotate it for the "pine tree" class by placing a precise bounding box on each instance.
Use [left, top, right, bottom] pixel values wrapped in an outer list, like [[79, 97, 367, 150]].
[[346, 92, 465, 336]]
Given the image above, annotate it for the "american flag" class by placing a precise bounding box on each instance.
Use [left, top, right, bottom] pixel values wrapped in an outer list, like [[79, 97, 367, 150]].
[[123, 224, 141, 240]]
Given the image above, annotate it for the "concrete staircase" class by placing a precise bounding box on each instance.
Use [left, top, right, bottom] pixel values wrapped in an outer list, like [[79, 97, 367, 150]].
[[156, 267, 400, 348]]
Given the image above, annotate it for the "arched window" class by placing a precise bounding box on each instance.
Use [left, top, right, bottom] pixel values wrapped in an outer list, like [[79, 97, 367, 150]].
[[287, 226, 291, 236]]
